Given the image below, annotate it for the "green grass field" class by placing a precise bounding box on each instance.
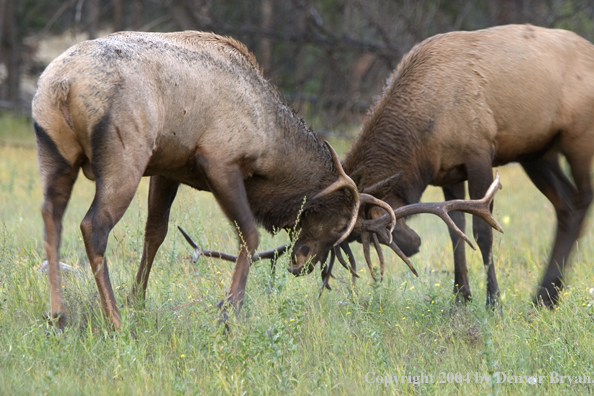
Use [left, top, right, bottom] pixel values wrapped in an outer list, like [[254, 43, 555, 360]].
[[1, 113, 593, 395]]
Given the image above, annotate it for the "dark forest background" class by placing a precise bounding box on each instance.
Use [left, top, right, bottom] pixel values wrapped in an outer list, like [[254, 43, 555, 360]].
[[2, 0, 594, 134]]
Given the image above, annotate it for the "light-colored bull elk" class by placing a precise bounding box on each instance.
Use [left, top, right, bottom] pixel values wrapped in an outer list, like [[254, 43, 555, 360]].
[[342, 24, 594, 307], [32, 31, 395, 329]]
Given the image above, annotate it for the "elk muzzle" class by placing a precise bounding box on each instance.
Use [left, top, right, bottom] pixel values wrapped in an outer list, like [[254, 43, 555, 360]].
[[288, 244, 317, 276], [392, 218, 421, 256]]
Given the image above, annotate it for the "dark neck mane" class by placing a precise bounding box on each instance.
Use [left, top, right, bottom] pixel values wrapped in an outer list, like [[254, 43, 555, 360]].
[[245, 102, 345, 232], [343, 55, 437, 205]]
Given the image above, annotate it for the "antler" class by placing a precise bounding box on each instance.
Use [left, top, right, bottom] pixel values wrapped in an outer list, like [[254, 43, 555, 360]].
[[335, 242, 360, 282], [391, 173, 503, 250], [177, 226, 288, 263], [367, 173, 503, 253], [319, 249, 336, 297], [362, 171, 403, 198], [313, 141, 361, 247], [354, 174, 503, 279], [315, 141, 397, 248], [360, 193, 396, 242]]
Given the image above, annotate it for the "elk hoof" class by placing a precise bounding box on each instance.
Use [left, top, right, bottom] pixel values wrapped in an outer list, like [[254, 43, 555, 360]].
[[44, 311, 65, 333], [216, 299, 231, 333], [533, 288, 558, 309], [126, 293, 146, 309], [485, 292, 501, 312], [453, 286, 472, 305]]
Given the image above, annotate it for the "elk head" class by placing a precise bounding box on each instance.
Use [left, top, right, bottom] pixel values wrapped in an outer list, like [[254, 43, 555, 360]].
[[287, 141, 396, 276], [353, 170, 421, 258]]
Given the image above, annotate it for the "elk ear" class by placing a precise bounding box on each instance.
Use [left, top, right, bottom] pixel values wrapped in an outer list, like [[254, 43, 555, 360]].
[[349, 167, 367, 187], [362, 170, 403, 199]]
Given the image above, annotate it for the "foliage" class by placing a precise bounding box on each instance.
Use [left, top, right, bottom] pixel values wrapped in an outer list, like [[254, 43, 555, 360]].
[[1, 115, 594, 395]]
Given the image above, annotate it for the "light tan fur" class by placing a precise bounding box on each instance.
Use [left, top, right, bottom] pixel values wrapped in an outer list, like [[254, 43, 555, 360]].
[[33, 31, 354, 329]]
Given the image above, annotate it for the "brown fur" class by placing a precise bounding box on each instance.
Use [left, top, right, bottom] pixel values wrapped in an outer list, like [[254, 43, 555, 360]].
[[33, 31, 356, 329], [343, 24, 594, 307]]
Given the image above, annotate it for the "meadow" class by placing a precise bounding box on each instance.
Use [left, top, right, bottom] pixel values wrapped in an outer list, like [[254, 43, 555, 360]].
[[1, 112, 593, 395]]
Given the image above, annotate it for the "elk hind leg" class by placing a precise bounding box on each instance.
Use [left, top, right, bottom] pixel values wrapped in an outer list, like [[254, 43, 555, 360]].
[[443, 182, 471, 303], [35, 122, 80, 328], [523, 153, 592, 306], [129, 176, 180, 305], [80, 121, 147, 329]]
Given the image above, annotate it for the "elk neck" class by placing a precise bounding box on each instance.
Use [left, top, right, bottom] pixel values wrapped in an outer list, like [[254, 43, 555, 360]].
[[243, 104, 346, 233]]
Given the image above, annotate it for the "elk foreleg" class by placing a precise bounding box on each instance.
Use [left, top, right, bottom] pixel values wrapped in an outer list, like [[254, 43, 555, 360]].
[[467, 166, 500, 308], [130, 176, 180, 305], [443, 182, 471, 303], [204, 164, 258, 313]]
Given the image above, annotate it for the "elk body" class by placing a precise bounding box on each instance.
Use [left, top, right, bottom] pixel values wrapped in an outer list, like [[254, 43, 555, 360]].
[[342, 24, 594, 307], [33, 31, 394, 329]]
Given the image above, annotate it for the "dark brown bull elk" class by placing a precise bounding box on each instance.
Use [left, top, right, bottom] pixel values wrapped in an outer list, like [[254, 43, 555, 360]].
[[32, 31, 395, 329], [342, 24, 594, 307]]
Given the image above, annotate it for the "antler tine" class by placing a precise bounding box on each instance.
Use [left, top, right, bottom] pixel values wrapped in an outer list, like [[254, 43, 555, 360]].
[[387, 240, 419, 277], [360, 193, 396, 239], [178, 226, 198, 249], [314, 141, 358, 201], [319, 250, 329, 288], [335, 245, 360, 279], [314, 141, 361, 247], [361, 170, 403, 197], [398, 207, 477, 251], [371, 233, 386, 281], [368, 228, 419, 277], [361, 232, 377, 281], [319, 249, 335, 298], [341, 242, 359, 286], [477, 172, 504, 233]]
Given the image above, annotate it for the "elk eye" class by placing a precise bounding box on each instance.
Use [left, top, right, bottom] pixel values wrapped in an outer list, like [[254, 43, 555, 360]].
[[335, 223, 348, 235]]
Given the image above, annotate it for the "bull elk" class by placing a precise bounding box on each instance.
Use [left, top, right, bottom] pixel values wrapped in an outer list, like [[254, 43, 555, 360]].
[[33, 31, 399, 329], [341, 24, 594, 307]]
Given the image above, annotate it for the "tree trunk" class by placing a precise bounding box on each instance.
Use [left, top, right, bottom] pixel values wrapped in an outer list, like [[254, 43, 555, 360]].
[[134, 0, 144, 30], [0, 0, 6, 47], [88, 0, 100, 39], [0, 0, 19, 104], [113, 0, 122, 31], [260, 0, 273, 76]]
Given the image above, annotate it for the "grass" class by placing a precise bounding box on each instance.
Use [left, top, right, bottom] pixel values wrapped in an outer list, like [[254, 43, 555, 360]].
[[1, 113, 594, 395]]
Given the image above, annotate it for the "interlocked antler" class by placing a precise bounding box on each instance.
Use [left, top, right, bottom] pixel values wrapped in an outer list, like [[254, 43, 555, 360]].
[[178, 174, 502, 290], [314, 141, 396, 247], [391, 172, 503, 249], [355, 173, 503, 281], [313, 141, 361, 247]]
